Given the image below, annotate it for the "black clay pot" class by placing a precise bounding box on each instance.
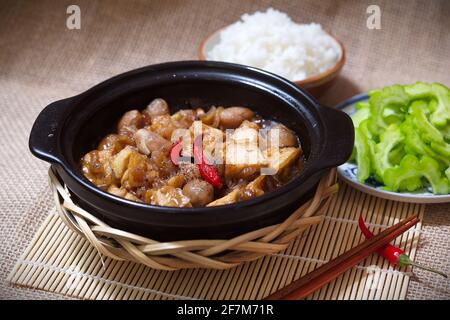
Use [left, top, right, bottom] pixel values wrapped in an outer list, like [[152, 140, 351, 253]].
[[29, 61, 354, 241]]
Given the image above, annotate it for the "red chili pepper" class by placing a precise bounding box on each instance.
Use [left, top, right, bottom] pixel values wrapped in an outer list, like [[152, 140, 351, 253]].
[[193, 135, 223, 189], [197, 162, 223, 188], [169, 141, 183, 166], [358, 215, 447, 278]]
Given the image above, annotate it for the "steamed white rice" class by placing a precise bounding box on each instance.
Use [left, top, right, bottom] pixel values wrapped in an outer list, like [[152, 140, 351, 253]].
[[207, 8, 340, 81]]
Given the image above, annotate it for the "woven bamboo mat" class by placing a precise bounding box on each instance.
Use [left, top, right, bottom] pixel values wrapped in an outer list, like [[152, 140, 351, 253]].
[[7, 182, 424, 300]]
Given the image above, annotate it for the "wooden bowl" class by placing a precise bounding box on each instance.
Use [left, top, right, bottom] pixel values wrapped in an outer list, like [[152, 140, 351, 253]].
[[198, 27, 346, 97]]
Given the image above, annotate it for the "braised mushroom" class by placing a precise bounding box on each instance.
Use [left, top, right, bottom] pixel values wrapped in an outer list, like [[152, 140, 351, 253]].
[[182, 179, 214, 207], [143, 98, 170, 123], [134, 129, 171, 155], [98, 134, 134, 154], [219, 107, 254, 129], [271, 123, 298, 148], [117, 110, 144, 136]]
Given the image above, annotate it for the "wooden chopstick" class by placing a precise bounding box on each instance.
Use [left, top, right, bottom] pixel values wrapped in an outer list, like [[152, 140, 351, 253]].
[[264, 214, 419, 300]]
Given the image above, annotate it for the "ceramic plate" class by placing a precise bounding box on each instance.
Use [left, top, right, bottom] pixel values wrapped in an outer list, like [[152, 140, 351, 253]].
[[336, 93, 450, 203]]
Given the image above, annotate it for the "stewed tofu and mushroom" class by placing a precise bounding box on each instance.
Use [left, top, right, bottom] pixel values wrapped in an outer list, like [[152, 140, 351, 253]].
[[81, 98, 304, 207]]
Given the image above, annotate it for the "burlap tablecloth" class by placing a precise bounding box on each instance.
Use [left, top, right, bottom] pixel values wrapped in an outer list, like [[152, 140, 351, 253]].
[[0, 0, 449, 300]]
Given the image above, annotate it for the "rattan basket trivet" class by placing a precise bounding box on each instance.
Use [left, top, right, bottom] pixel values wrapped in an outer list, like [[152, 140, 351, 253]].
[[48, 168, 338, 271]]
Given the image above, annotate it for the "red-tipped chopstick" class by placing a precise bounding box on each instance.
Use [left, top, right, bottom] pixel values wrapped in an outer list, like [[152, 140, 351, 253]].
[[264, 214, 419, 300]]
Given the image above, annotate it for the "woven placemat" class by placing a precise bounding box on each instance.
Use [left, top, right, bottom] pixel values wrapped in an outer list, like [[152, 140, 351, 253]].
[[8, 182, 424, 300]]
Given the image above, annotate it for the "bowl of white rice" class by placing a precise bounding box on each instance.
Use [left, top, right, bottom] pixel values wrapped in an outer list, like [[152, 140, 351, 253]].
[[198, 8, 345, 95]]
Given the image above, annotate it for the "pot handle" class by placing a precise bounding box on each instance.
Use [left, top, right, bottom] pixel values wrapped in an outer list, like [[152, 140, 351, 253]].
[[29, 97, 73, 164], [314, 105, 354, 170]]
